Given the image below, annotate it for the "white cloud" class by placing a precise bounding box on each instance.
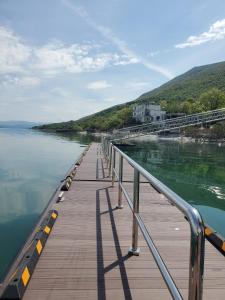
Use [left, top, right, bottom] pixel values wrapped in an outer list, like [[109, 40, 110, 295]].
[[1, 75, 40, 87], [34, 42, 78, 74], [87, 80, 111, 90], [61, 0, 173, 79], [113, 54, 139, 66], [175, 18, 225, 49], [33, 42, 113, 75], [18, 76, 41, 87], [32, 43, 139, 76], [32, 42, 137, 76], [0, 26, 31, 74], [0, 26, 139, 81]]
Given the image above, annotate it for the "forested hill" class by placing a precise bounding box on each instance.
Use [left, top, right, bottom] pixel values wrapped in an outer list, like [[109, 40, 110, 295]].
[[138, 61, 225, 102], [34, 61, 225, 132]]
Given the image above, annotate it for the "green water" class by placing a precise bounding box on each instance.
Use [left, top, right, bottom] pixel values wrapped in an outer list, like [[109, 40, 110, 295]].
[[123, 140, 225, 238], [0, 128, 97, 281]]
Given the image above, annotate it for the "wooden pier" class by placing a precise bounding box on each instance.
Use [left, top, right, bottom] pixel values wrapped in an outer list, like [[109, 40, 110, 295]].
[[23, 143, 225, 300]]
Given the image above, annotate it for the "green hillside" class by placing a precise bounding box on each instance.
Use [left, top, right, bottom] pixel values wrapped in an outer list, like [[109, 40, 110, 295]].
[[138, 61, 225, 102], [34, 61, 225, 132]]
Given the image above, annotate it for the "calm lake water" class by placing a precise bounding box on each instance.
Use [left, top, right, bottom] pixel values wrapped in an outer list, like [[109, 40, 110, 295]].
[[124, 140, 225, 238], [0, 128, 97, 281], [1, 131, 225, 282]]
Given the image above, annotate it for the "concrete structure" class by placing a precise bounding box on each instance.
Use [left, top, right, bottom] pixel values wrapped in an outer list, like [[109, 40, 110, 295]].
[[133, 103, 166, 123]]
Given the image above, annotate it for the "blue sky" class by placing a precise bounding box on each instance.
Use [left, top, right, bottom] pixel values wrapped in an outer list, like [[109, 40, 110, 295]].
[[1, 0, 225, 122]]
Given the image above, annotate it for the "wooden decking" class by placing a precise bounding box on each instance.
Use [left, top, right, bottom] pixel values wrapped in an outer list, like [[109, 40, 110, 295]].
[[23, 143, 225, 300]]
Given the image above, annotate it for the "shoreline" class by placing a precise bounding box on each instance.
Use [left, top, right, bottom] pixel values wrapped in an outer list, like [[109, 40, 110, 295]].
[[130, 134, 225, 144], [32, 128, 225, 145]]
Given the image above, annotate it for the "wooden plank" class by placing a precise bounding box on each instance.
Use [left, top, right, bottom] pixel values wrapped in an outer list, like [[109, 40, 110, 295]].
[[23, 143, 225, 300]]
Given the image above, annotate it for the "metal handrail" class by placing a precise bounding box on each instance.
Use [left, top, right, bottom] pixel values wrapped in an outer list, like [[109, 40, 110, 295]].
[[118, 108, 225, 132], [102, 140, 205, 300], [112, 107, 225, 141]]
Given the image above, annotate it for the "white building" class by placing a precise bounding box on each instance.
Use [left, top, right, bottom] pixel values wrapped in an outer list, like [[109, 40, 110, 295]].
[[133, 103, 166, 123]]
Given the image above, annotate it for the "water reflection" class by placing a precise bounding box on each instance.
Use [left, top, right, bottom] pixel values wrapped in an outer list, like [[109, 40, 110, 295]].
[[42, 131, 100, 144], [123, 140, 225, 237], [206, 186, 225, 200], [0, 128, 97, 280], [0, 213, 39, 281]]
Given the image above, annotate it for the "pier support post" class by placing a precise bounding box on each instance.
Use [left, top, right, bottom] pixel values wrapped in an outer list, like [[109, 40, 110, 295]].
[[129, 169, 140, 255], [117, 155, 123, 209]]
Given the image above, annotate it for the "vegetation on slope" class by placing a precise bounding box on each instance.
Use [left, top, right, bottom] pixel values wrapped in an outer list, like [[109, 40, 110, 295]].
[[35, 105, 137, 132], [162, 88, 225, 114], [34, 61, 225, 132], [139, 61, 225, 102]]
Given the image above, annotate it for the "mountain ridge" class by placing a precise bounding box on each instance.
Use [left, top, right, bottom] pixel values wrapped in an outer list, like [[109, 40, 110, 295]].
[[138, 61, 225, 102], [34, 60, 225, 132]]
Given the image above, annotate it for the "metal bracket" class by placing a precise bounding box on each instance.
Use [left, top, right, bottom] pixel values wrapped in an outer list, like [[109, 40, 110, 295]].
[[116, 205, 124, 209], [128, 247, 140, 256]]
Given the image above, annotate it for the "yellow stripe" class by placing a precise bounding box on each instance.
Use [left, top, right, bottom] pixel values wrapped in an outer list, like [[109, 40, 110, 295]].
[[36, 240, 43, 255], [222, 242, 225, 252], [44, 226, 51, 234], [205, 227, 213, 236], [21, 267, 30, 287], [51, 212, 57, 219]]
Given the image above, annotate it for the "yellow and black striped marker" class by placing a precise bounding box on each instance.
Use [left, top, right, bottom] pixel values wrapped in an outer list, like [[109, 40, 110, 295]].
[[61, 175, 73, 191], [69, 171, 75, 179], [204, 224, 225, 256], [1, 210, 58, 299]]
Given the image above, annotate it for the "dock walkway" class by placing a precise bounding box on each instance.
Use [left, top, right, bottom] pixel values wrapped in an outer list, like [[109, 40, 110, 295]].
[[23, 143, 225, 300]]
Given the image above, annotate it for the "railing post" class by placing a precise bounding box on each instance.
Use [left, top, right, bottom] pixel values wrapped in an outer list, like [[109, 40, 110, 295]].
[[112, 147, 116, 187], [101, 137, 104, 153], [108, 142, 111, 166], [105, 140, 109, 161], [108, 144, 112, 176], [188, 210, 205, 300], [117, 155, 123, 209], [106, 141, 109, 167], [103, 139, 106, 160], [129, 168, 140, 255]]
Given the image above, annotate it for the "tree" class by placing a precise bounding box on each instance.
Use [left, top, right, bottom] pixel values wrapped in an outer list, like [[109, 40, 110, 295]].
[[199, 88, 225, 111], [166, 101, 182, 113], [182, 101, 193, 114], [160, 100, 167, 110]]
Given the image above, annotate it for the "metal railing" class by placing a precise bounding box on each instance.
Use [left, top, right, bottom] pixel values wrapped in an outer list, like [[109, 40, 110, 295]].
[[111, 107, 225, 141], [102, 140, 205, 300]]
